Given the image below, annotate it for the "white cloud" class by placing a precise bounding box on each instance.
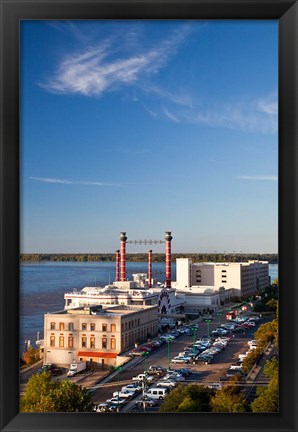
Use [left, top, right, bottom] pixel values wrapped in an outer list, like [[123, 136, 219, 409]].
[[237, 175, 278, 181], [30, 177, 123, 187], [41, 27, 191, 97]]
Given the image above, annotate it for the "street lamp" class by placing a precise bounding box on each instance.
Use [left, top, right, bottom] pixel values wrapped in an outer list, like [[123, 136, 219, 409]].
[[166, 337, 171, 371], [115, 366, 122, 412], [206, 319, 211, 339], [191, 326, 198, 350], [217, 312, 222, 327], [142, 351, 149, 413]]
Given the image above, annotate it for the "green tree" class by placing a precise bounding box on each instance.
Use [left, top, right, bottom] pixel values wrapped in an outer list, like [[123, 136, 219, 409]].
[[266, 298, 278, 312], [254, 319, 277, 349], [159, 384, 212, 412], [21, 372, 93, 412], [210, 378, 247, 412], [251, 375, 278, 412], [263, 356, 278, 379], [241, 347, 263, 374]]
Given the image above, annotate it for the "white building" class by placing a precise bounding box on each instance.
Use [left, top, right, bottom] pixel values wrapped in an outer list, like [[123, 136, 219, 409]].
[[173, 258, 269, 298], [64, 273, 185, 328]]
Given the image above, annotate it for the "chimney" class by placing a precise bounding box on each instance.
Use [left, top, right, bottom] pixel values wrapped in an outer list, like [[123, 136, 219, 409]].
[[148, 250, 153, 288], [120, 232, 127, 282], [165, 231, 172, 288], [115, 250, 120, 282]]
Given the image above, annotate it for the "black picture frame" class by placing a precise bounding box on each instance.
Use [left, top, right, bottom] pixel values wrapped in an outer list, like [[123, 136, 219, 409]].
[[0, 1, 297, 431]]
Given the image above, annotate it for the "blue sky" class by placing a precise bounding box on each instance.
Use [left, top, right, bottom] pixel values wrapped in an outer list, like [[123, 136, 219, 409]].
[[20, 20, 278, 253]]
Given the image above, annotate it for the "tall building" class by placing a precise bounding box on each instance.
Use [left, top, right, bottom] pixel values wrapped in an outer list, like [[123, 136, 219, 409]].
[[174, 258, 269, 298], [43, 304, 158, 368]]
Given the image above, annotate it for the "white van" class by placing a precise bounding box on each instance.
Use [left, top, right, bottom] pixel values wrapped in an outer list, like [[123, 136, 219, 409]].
[[145, 387, 168, 400]]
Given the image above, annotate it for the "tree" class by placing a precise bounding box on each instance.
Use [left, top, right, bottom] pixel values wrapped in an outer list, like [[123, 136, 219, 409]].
[[254, 319, 277, 349], [265, 298, 278, 312], [251, 375, 278, 412], [22, 345, 40, 365], [241, 347, 262, 374], [272, 278, 278, 287], [250, 356, 278, 412], [210, 378, 247, 412], [159, 384, 212, 412], [21, 372, 94, 412]]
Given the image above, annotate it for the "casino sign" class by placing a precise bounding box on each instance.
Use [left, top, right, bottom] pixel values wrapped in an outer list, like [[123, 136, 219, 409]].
[[157, 289, 171, 314]]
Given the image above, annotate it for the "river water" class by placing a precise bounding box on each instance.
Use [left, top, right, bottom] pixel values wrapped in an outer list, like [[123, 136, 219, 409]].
[[20, 262, 278, 353]]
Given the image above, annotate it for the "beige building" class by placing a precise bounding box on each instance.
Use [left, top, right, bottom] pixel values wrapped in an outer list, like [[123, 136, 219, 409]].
[[174, 258, 269, 298], [43, 304, 158, 368]]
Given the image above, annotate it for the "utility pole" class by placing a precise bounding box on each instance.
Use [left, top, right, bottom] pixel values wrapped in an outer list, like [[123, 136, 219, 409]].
[[166, 338, 171, 371], [116, 366, 122, 412]]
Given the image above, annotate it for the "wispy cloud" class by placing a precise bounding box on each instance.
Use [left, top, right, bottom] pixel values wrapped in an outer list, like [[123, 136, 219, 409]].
[[163, 106, 180, 123], [156, 93, 278, 134], [30, 177, 123, 187], [237, 175, 278, 181], [41, 26, 191, 97], [255, 92, 278, 115]]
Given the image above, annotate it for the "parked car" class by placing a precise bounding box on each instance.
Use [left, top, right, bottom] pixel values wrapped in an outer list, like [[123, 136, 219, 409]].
[[230, 363, 243, 370], [147, 365, 167, 376], [51, 368, 64, 377], [106, 397, 126, 406], [145, 387, 169, 400], [132, 373, 154, 382], [96, 403, 117, 413], [171, 356, 191, 364], [122, 384, 142, 393], [208, 382, 222, 390], [176, 368, 192, 376], [112, 389, 135, 399], [156, 380, 177, 388], [136, 398, 157, 407]]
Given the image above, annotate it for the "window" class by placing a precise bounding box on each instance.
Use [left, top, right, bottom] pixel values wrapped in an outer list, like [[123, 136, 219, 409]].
[[82, 323, 87, 331], [59, 322, 65, 331], [68, 322, 74, 331], [111, 323, 116, 332], [102, 337, 107, 348], [50, 335, 55, 347], [68, 336, 73, 348], [111, 338, 116, 349], [50, 322, 55, 330], [82, 336, 87, 348], [59, 335, 64, 347], [90, 323, 95, 331], [102, 323, 107, 332], [90, 336, 95, 349]]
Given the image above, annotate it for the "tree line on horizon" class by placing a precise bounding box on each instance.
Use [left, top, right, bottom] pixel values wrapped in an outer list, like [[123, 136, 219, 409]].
[[20, 252, 278, 264]]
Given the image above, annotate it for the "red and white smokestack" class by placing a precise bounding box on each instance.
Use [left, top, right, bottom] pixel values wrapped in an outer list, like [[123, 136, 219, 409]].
[[165, 231, 172, 288], [120, 232, 127, 282], [148, 250, 153, 288], [115, 250, 120, 282]]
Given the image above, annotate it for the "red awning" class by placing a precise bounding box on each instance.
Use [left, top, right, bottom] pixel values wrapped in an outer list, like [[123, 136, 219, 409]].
[[77, 351, 117, 359]]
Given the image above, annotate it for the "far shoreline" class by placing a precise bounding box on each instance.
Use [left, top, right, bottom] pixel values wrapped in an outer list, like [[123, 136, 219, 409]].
[[20, 253, 278, 264]]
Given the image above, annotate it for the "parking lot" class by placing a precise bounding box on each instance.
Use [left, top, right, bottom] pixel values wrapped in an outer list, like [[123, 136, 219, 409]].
[[90, 313, 270, 412]]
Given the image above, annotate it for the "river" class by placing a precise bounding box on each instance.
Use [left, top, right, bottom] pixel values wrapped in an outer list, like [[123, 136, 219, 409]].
[[20, 262, 278, 353]]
